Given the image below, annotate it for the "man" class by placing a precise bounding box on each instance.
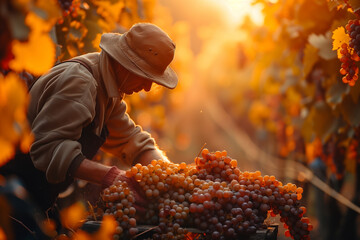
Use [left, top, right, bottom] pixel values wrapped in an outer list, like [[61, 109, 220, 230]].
[[0, 22, 177, 219]]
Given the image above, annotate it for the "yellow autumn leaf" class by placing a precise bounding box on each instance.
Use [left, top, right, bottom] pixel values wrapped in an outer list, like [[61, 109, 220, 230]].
[[26, 11, 55, 34], [20, 130, 34, 154], [9, 12, 56, 75], [60, 201, 87, 230], [0, 73, 31, 166], [332, 26, 350, 51], [92, 33, 102, 52], [303, 43, 319, 77], [9, 30, 55, 76], [93, 215, 117, 240], [0, 227, 7, 240], [94, 0, 125, 31], [4, 75, 28, 125], [264, 80, 281, 95], [249, 101, 270, 126], [34, 0, 62, 23]]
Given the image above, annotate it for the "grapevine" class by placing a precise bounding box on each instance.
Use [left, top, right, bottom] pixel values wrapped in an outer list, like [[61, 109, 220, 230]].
[[340, 20, 360, 86], [57, 0, 80, 21], [344, 0, 360, 17], [94, 149, 312, 240]]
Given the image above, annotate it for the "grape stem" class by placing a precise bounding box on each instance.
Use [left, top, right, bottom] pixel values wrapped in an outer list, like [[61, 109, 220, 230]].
[[132, 225, 159, 239], [8, 215, 35, 236], [87, 201, 97, 221], [196, 143, 207, 158]]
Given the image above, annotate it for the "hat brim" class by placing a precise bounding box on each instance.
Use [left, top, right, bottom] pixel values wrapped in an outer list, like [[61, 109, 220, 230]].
[[100, 33, 178, 89]]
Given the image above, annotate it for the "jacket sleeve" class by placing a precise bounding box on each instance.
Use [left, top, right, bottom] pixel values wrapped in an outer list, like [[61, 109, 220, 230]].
[[29, 66, 97, 184], [101, 99, 157, 167]]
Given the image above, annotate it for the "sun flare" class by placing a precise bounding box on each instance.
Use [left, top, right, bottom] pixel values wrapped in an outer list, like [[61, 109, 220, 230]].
[[212, 0, 265, 26]]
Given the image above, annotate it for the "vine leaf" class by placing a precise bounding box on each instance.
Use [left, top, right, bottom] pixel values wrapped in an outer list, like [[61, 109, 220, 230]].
[[327, 0, 347, 11], [308, 32, 336, 60], [340, 95, 360, 127], [326, 80, 349, 107], [303, 44, 319, 78], [92, 33, 102, 51], [8, 12, 55, 75], [332, 27, 350, 58], [348, 0, 360, 12], [0, 73, 32, 166], [60, 202, 87, 230], [307, 101, 338, 142], [9, 31, 55, 76]]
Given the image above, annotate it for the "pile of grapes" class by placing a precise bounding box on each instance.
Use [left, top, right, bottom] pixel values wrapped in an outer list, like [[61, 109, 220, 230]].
[[95, 149, 312, 240]]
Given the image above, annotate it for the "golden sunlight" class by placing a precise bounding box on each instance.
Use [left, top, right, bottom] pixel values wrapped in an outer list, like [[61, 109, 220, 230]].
[[211, 0, 265, 25]]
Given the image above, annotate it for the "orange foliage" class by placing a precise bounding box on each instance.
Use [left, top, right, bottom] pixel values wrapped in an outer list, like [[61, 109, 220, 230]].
[[9, 12, 56, 76], [92, 215, 117, 240], [0, 73, 33, 166], [332, 27, 351, 56], [60, 202, 88, 230], [305, 138, 323, 164], [0, 228, 6, 240]]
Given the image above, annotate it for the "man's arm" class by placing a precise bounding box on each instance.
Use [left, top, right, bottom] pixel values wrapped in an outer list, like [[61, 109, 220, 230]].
[[72, 158, 148, 213], [72, 159, 114, 185], [133, 148, 170, 166]]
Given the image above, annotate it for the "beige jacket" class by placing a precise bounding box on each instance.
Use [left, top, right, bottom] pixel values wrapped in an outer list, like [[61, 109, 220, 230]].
[[27, 52, 156, 184]]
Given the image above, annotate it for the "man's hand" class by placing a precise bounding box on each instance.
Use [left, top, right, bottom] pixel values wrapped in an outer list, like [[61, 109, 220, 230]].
[[113, 170, 148, 214], [102, 167, 148, 214]]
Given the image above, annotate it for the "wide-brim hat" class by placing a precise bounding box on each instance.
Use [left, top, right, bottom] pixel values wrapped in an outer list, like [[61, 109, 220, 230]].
[[99, 23, 178, 89]]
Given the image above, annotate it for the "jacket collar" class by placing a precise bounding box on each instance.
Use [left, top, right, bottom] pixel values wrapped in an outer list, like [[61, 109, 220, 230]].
[[99, 51, 123, 98]]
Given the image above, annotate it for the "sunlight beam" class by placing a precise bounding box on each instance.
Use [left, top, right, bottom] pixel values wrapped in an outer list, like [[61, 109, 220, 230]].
[[211, 0, 264, 26]]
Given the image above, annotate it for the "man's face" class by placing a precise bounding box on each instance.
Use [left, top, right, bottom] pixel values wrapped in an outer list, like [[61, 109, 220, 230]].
[[111, 58, 153, 95], [121, 71, 153, 95]]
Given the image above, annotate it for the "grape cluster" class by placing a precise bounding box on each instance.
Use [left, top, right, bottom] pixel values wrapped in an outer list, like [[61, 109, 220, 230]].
[[57, 0, 80, 22], [347, 139, 358, 160], [98, 180, 139, 239], [58, 0, 73, 11], [339, 43, 359, 86], [348, 20, 360, 56], [340, 20, 360, 86], [96, 149, 312, 240]]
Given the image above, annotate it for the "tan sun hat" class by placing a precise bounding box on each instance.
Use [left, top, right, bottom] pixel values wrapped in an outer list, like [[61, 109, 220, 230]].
[[99, 23, 178, 89]]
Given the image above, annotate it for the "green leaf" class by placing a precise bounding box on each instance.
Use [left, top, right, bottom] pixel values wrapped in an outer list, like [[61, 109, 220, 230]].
[[340, 95, 360, 127], [310, 101, 338, 142], [326, 80, 349, 107]]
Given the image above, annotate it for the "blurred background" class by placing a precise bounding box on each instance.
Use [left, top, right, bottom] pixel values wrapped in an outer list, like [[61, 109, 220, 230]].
[[1, 0, 360, 239]]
